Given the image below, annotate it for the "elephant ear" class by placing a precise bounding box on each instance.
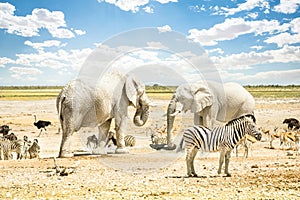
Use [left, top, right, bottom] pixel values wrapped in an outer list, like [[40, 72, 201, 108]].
[[191, 86, 213, 113], [125, 75, 139, 107]]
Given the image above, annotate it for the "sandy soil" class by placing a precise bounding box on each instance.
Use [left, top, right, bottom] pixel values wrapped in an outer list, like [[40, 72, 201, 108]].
[[0, 98, 300, 199]]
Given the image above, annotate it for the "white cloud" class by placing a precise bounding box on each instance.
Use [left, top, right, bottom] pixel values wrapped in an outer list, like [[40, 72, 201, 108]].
[[265, 32, 300, 47], [225, 69, 300, 85], [156, 0, 177, 3], [157, 25, 172, 33], [207, 48, 224, 55], [74, 29, 86, 36], [24, 40, 65, 51], [189, 5, 206, 12], [273, 0, 300, 14], [0, 57, 14, 68], [9, 66, 42, 80], [188, 18, 289, 46], [0, 2, 77, 38], [211, 45, 300, 70], [250, 45, 263, 50], [264, 18, 300, 47], [143, 6, 154, 13], [216, 0, 270, 16], [11, 47, 92, 70], [98, 0, 177, 13], [98, 0, 149, 13]]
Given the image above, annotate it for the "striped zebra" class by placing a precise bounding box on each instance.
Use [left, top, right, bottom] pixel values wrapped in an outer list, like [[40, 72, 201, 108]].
[[124, 135, 136, 147], [0, 138, 22, 160], [28, 139, 40, 159], [105, 132, 136, 147], [178, 115, 262, 177]]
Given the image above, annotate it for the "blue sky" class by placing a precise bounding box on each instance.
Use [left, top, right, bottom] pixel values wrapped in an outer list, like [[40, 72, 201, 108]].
[[0, 0, 299, 86]]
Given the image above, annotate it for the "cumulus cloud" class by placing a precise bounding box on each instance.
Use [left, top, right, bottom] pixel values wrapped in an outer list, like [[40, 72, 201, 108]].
[[156, 0, 177, 3], [11, 47, 92, 70], [98, 0, 177, 13], [273, 0, 300, 14], [211, 45, 300, 70], [24, 40, 66, 52], [264, 18, 300, 47], [0, 57, 14, 68], [98, 0, 149, 13], [74, 29, 86, 36], [143, 6, 154, 13], [188, 18, 289, 46], [9, 66, 42, 80], [0, 2, 77, 38], [216, 0, 270, 16], [157, 25, 172, 33]]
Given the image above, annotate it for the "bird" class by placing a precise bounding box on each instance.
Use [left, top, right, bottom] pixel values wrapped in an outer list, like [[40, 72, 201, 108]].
[[33, 115, 51, 137]]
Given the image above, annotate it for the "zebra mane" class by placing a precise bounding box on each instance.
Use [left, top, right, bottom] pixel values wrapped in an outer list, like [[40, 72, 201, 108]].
[[225, 114, 256, 126]]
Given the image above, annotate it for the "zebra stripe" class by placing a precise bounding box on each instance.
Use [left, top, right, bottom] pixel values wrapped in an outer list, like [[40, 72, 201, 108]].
[[180, 115, 261, 177], [124, 135, 136, 147], [0, 138, 22, 160]]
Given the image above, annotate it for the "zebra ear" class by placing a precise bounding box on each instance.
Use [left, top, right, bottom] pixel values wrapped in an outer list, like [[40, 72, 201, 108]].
[[191, 86, 213, 113]]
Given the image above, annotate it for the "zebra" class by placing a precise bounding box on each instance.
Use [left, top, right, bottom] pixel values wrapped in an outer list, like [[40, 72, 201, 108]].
[[86, 134, 98, 149], [0, 138, 22, 160], [105, 131, 136, 147], [150, 133, 167, 145], [177, 115, 262, 177], [20, 135, 31, 159], [28, 139, 40, 159], [124, 135, 136, 147]]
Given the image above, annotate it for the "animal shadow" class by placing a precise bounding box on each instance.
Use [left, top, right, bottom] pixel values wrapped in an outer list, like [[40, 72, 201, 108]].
[[166, 175, 228, 179]]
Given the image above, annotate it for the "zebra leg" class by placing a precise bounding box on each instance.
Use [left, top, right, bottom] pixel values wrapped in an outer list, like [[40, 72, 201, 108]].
[[224, 150, 232, 177], [186, 147, 198, 177], [218, 150, 225, 175]]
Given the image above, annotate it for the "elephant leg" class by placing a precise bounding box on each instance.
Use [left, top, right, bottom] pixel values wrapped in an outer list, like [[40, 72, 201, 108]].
[[97, 119, 112, 146], [114, 117, 129, 154], [59, 123, 74, 158], [202, 106, 213, 128], [217, 150, 225, 175], [224, 150, 232, 177], [194, 114, 202, 126]]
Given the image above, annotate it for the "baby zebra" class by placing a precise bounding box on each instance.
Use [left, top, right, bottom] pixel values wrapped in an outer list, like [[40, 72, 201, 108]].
[[28, 139, 40, 159], [86, 134, 98, 149], [178, 115, 262, 177], [0, 138, 22, 160], [124, 135, 136, 147]]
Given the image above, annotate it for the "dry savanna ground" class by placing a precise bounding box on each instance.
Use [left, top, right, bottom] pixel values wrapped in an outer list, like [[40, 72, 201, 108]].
[[0, 97, 300, 199]]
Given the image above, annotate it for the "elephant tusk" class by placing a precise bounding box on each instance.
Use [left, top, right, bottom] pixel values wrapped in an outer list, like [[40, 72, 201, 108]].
[[169, 110, 180, 117]]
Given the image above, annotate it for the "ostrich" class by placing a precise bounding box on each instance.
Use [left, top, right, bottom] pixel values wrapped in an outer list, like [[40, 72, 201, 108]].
[[34, 115, 51, 137]]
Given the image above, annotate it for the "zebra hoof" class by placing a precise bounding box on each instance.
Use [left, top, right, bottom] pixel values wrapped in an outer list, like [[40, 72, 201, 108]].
[[115, 147, 129, 154], [225, 173, 232, 177]]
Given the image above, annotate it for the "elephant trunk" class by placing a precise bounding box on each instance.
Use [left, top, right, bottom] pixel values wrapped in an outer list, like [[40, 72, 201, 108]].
[[167, 96, 176, 146], [133, 103, 149, 127]]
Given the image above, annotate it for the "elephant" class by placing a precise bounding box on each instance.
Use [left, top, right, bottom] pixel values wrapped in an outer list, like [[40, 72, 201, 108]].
[[166, 81, 255, 149], [57, 71, 151, 157]]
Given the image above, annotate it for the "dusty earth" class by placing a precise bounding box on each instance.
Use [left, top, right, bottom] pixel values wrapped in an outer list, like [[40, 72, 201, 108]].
[[0, 98, 300, 199]]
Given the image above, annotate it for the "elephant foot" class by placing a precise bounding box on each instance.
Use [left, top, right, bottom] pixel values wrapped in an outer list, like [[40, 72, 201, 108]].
[[59, 151, 74, 158], [162, 143, 177, 151], [115, 147, 129, 154]]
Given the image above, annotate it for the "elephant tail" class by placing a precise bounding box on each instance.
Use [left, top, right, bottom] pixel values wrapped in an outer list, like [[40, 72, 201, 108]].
[[176, 136, 184, 153]]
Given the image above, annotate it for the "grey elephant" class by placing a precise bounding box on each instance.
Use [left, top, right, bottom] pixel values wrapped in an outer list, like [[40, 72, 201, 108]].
[[57, 71, 151, 157], [166, 81, 255, 149]]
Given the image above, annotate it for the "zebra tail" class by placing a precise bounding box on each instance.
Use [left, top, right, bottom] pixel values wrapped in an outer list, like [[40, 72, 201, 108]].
[[176, 137, 184, 153]]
